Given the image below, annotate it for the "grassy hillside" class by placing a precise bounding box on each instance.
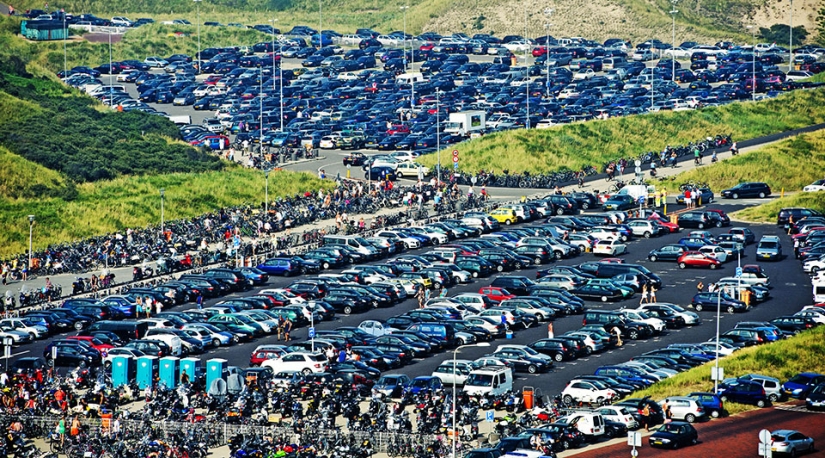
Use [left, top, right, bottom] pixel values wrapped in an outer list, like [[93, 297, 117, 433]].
[[6, 0, 808, 44], [660, 130, 825, 194], [0, 169, 330, 257], [0, 61, 223, 183], [417, 88, 825, 175], [0, 146, 68, 199], [734, 193, 825, 223], [631, 326, 825, 415]]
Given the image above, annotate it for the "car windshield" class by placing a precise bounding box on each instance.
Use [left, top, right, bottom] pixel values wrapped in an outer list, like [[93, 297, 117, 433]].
[[465, 373, 493, 385], [788, 374, 815, 384], [660, 423, 684, 433]]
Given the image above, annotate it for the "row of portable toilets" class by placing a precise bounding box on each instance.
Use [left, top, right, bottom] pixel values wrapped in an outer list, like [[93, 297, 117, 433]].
[[110, 356, 230, 390]]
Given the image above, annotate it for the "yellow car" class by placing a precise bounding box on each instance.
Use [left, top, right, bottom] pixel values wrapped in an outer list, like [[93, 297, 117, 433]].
[[489, 208, 518, 225]]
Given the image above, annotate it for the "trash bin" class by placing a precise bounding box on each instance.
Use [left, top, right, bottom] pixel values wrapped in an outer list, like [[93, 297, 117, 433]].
[[291, 151, 297, 161], [523, 386, 535, 409], [505, 330, 514, 339]]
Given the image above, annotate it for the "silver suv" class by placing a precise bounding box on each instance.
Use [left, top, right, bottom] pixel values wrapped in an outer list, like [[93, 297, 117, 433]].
[[661, 396, 707, 423]]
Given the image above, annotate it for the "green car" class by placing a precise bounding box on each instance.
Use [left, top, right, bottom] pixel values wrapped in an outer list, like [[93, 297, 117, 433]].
[[338, 134, 365, 149], [585, 279, 635, 298], [208, 314, 264, 336]]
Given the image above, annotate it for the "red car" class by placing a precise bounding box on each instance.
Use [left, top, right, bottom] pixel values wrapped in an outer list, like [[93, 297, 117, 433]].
[[532, 46, 548, 57], [677, 251, 721, 269], [649, 214, 680, 233], [249, 347, 286, 366], [479, 286, 516, 302], [419, 42, 435, 51], [66, 335, 114, 356], [599, 258, 625, 264], [386, 124, 410, 135]]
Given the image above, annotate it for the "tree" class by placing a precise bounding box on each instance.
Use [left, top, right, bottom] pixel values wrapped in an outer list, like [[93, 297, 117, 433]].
[[758, 24, 808, 47]]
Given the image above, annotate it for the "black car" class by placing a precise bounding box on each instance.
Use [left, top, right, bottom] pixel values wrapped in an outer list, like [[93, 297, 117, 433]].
[[570, 284, 624, 302], [648, 421, 699, 449], [616, 396, 666, 425], [691, 292, 748, 313], [770, 315, 818, 333], [648, 244, 688, 262], [9, 357, 49, 376], [721, 182, 771, 199], [529, 338, 578, 361]]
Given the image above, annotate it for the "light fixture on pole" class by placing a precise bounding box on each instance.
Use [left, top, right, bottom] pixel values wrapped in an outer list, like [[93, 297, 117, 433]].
[[269, 19, 277, 91], [544, 8, 553, 99], [670, 1, 678, 83], [108, 29, 113, 104], [264, 168, 271, 214], [279, 39, 284, 132], [452, 342, 490, 458], [318, 0, 323, 47], [789, 0, 793, 73], [713, 287, 722, 392], [436, 89, 442, 179], [747, 25, 757, 100], [27, 215, 35, 280], [194, 0, 201, 74], [159, 188, 165, 238], [401, 5, 412, 113], [259, 65, 264, 152], [524, 7, 530, 130]]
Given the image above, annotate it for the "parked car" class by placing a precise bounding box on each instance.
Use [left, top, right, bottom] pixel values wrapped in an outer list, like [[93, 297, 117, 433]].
[[721, 182, 771, 199], [648, 421, 699, 449]]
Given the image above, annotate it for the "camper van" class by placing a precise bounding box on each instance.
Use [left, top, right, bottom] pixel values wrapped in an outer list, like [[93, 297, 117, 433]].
[[462, 367, 513, 396], [396, 72, 427, 86], [814, 279, 825, 303]]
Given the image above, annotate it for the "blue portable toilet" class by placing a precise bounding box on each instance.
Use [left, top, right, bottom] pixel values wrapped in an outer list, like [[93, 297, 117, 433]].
[[111, 355, 133, 388], [179, 357, 201, 383], [159, 356, 180, 389], [136, 356, 158, 389], [206, 358, 227, 390]]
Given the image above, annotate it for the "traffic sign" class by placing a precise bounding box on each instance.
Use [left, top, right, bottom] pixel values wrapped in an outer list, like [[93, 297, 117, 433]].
[[452, 149, 459, 157], [486, 411, 495, 422], [452, 156, 459, 163], [735, 266, 743, 277], [627, 431, 642, 447], [759, 429, 771, 444], [637, 195, 646, 204], [308, 327, 316, 339], [635, 166, 642, 174], [453, 162, 459, 170], [634, 160, 641, 167]]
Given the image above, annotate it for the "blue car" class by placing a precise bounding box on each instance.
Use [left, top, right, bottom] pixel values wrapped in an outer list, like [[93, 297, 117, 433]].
[[366, 166, 397, 181], [373, 374, 411, 398], [782, 372, 825, 398], [405, 376, 443, 395], [687, 392, 725, 418], [677, 237, 712, 250], [594, 366, 657, 386]]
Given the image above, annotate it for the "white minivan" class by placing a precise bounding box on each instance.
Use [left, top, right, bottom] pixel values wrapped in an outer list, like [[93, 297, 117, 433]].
[[462, 368, 513, 396]]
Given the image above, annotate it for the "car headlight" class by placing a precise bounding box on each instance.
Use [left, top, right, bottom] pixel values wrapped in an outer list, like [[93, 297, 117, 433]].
[[659, 438, 671, 443]]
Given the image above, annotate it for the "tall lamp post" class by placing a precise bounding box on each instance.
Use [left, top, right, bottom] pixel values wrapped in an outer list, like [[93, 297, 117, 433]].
[[452, 342, 490, 458], [544, 8, 553, 98], [713, 287, 723, 392], [28, 215, 35, 279], [194, 0, 201, 74], [789, 0, 793, 72], [401, 5, 412, 113], [269, 19, 277, 90], [670, 1, 678, 82], [63, 14, 67, 76], [108, 29, 113, 103], [318, 0, 323, 46], [259, 65, 264, 152], [747, 25, 757, 100], [436, 89, 442, 179], [264, 168, 271, 214], [159, 188, 165, 238]]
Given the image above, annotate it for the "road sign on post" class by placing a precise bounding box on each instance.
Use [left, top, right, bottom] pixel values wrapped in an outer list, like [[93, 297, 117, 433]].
[[758, 429, 773, 457], [308, 327, 315, 339], [486, 411, 495, 422], [452, 149, 459, 157], [735, 266, 743, 277]]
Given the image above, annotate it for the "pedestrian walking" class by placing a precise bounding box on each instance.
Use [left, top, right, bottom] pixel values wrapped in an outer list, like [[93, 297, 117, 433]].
[[641, 404, 651, 431], [196, 293, 203, 310], [547, 322, 554, 339], [649, 285, 657, 303], [697, 281, 704, 293], [415, 287, 426, 309], [663, 401, 673, 423], [277, 316, 285, 341], [283, 318, 293, 342], [640, 284, 649, 305]]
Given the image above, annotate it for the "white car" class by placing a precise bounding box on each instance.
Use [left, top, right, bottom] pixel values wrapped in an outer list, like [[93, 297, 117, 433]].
[[698, 245, 729, 263], [259, 289, 306, 304], [375, 230, 421, 249], [794, 310, 825, 324], [561, 379, 617, 405], [803, 256, 825, 274], [803, 179, 825, 192], [632, 50, 655, 61], [262, 351, 329, 375], [358, 319, 395, 337], [103, 347, 145, 367], [390, 151, 419, 162], [593, 239, 628, 256], [0, 319, 48, 339], [588, 227, 622, 241], [596, 405, 639, 429], [383, 278, 420, 296], [319, 135, 341, 149], [573, 68, 595, 80], [641, 302, 700, 325], [618, 309, 666, 333], [110, 16, 133, 27], [663, 47, 692, 59], [464, 316, 505, 336], [0, 329, 31, 344], [395, 162, 430, 178], [337, 72, 360, 81]]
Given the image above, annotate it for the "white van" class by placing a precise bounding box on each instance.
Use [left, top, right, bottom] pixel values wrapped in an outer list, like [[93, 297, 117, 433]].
[[145, 335, 183, 356], [462, 368, 513, 396], [814, 279, 825, 303], [322, 235, 379, 258], [396, 72, 426, 85], [556, 411, 606, 439]]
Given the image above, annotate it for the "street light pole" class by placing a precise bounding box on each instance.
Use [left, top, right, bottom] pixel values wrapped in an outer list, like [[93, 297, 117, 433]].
[[279, 39, 284, 132], [264, 169, 270, 214], [436, 90, 441, 179], [108, 29, 113, 103], [401, 5, 412, 113], [748, 25, 757, 100], [194, 0, 201, 74], [270, 19, 277, 91], [28, 215, 35, 280], [63, 14, 67, 76], [159, 188, 165, 238], [319, 0, 322, 47], [714, 287, 722, 392], [789, 0, 793, 72], [259, 65, 263, 153], [452, 342, 490, 458], [670, 1, 678, 82], [544, 9, 554, 99]]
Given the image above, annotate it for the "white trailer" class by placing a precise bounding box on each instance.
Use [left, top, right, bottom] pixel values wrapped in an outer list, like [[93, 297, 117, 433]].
[[443, 110, 486, 137]]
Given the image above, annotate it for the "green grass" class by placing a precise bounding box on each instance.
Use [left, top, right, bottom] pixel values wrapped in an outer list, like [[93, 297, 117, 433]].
[[631, 326, 825, 416], [0, 169, 332, 258], [0, 145, 67, 199], [657, 130, 825, 194], [417, 88, 825, 175], [734, 193, 825, 223]]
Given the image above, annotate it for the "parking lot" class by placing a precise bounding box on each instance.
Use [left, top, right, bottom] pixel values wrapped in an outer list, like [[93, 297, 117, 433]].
[[10, 199, 813, 400]]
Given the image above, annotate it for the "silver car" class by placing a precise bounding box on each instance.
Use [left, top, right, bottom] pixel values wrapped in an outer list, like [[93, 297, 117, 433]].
[[661, 396, 707, 423], [770, 430, 815, 456]]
